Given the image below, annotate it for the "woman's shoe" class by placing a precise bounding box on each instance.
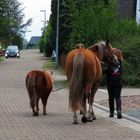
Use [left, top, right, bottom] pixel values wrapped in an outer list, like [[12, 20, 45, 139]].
[[109, 113, 114, 117], [117, 112, 122, 119]]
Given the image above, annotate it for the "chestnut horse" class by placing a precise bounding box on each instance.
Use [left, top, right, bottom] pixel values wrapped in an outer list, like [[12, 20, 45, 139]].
[[65, 41, 119, 124], [25, 70, 53, 116]]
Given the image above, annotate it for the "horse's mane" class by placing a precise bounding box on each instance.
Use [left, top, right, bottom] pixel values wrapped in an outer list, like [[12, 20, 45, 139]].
[[88, 41, 105, 61]]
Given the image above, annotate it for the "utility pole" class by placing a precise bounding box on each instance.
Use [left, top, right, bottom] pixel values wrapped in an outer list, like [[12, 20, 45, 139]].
[[40, 10, 46, 30], [55, 0, 59, 68]]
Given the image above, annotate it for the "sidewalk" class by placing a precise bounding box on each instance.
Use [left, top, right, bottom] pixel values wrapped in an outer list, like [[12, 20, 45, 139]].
[[50, 60, 140, 131]]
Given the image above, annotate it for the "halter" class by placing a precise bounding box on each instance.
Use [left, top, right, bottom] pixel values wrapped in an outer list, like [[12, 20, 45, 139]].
[[101, 41, 119, 67]]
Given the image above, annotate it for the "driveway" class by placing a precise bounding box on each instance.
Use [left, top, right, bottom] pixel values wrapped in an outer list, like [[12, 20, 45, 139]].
[[0, 49, 140, 140]]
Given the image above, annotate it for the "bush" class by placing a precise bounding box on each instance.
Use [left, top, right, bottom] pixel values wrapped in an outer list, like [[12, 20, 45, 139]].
[[38, 37, 44, 53], [67, 0, 140, 87], [113, 36, 140, 87], [43, 23, 53, 57], [38, 22, 53, 57], [68, 0, 140, 48]]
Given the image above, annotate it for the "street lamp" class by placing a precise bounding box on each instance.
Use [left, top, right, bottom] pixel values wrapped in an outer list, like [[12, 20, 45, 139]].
[[40, 10, 46, 29], [55, 0, 59, 68]]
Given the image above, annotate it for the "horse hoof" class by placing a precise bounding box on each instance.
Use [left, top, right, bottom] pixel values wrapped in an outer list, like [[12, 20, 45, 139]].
[[33, 112, 39, 116], [73, 121, 79, 124], [80, 110, 83, 115], [87, 116, 95, 122], [43, 113, 47, 115], [81, 117, 87, 123], [93, 117, 96, 120]]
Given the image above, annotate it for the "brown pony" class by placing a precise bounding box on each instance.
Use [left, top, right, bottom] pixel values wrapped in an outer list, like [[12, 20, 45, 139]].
[[65, 41, 119, 124], [25, 70, 54, 116]]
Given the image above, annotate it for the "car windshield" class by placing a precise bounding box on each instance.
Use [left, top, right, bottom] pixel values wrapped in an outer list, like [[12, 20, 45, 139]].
[[7, 46, 18, 51]]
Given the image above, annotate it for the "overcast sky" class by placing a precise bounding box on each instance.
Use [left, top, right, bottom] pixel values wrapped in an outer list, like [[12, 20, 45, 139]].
[[19, 0, 51, 41]]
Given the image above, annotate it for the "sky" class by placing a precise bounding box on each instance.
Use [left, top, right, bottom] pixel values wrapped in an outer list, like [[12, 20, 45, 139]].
[[19, 0, 51, 42]]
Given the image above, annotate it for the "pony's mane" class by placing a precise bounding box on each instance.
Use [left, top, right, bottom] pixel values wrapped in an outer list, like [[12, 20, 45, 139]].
[[76, 43, 85, 49]]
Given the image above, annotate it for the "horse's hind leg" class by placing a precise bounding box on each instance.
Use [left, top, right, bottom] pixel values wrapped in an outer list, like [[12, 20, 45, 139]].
[[87, 84, 99, 121], [81, 97, 87, 123], [73, 111, 78, 124], [41, 97, 47, 115], [87, 92, 94, 121], [32, 106, 38, 116]]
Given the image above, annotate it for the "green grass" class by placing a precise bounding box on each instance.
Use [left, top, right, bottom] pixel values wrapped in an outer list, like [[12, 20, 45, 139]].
[[43, 58, 68, 88], [43, 59, 66, 75], [0, 57, 4, 62], [43, 59, 55, 69]]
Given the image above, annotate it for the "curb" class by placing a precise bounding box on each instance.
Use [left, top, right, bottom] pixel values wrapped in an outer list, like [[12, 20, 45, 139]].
[[94, 103, 140, 124]]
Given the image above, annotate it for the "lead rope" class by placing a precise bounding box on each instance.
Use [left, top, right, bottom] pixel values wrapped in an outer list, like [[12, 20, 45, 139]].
[[52, 85, 67, 92]]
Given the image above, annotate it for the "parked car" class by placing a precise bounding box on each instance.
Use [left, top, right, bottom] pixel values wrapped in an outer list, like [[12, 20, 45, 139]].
[[5, 45, 20, 58]]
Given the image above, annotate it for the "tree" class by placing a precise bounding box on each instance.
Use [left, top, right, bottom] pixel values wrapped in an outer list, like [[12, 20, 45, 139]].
[[49, 0, 72, 55], [49, 0, 57, 51], [0, 0, 32, 47], [104, 0, 109, 6], [59, 0, 72, 54]]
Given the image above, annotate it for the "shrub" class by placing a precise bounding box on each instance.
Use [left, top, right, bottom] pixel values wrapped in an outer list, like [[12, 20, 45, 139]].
[[113, 36, 140, 87]]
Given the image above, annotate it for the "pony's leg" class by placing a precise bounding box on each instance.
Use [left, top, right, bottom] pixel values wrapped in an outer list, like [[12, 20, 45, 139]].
[[33, 96, 39, 116], [73, 111, 78, 124], [87, 84, 99, 121], [31, 106, 36, 115], [30, 96, 36, 116], [30, 98, 35, 115], [36, 96, 40, 111], [28, 92, 36, 116], [41, 97, 47, 115]]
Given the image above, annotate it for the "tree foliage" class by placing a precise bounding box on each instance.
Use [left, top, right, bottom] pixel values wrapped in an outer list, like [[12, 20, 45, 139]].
[[0, 0, 32, 48], [49, 0, 72, 55]]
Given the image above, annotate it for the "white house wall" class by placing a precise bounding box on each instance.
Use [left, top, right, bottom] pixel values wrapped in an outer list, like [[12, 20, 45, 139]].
[[136, 0, 140, 23]]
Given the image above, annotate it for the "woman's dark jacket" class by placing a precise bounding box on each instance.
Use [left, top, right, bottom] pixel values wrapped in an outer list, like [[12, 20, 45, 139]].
[[104, 60, 122, 86]]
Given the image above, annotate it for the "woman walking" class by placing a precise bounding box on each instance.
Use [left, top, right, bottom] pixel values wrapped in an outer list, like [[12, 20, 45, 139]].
[[104, 51, 123, 119]]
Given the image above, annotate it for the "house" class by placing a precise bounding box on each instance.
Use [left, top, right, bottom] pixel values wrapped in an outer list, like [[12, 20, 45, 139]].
[[27, 36, 41, 49], [118, 0, 140, 23], [136, 0, 140, 23], [118, 0, 136, 18]]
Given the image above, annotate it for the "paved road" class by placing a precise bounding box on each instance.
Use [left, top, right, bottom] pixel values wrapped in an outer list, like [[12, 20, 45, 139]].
[[0, 49, 140, 140]]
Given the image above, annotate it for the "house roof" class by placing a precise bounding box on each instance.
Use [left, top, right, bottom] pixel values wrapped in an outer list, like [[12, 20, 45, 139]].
[[28, 36, 41, 45]]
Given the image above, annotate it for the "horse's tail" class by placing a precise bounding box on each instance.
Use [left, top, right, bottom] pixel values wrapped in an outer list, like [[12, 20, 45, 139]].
[[26, 73, 36, 108], [69, 53, 84, 112]]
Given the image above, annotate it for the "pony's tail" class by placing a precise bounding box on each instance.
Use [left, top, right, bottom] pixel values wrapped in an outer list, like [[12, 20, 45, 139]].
[[26, 74, 36, 109], [69, 53, 84, 112]]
